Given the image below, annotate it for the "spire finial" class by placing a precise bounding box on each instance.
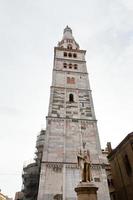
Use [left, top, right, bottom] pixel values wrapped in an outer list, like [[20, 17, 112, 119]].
[[64, 25, 72, 34], [63, 25, 73, 40]]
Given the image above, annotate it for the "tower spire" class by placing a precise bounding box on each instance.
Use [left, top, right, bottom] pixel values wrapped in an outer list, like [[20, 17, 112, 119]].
[[63, 25, 73, 39], [58, 26, 79, 49]]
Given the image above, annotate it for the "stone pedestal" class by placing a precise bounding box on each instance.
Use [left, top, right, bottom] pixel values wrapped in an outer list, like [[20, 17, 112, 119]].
[[75, 182, 98, 200]]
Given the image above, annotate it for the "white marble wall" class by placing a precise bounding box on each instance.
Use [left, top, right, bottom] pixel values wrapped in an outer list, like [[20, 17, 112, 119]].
[[37, 29, 110, 200]]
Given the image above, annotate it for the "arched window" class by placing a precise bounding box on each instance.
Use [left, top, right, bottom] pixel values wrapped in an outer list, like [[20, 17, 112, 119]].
[[73, 53, 77, 58], [63, 63, 67, 68], [69, 93, 74, 102], [68, 53, 72, 57], [64, 52, 67, 57], [74, 64, 78, 69], [67, 44, 72, 50], [69, 63, 72, 69]]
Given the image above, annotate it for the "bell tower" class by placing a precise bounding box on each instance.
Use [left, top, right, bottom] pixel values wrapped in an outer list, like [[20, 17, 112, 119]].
[[37, 26, 110, 200]]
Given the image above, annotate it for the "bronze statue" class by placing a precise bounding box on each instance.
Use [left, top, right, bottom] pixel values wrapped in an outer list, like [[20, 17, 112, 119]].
[[77, 149, 92, 182]]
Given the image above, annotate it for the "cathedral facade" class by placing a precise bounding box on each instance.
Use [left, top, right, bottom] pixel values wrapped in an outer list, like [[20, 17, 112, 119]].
[[37, 26, 110, 200]]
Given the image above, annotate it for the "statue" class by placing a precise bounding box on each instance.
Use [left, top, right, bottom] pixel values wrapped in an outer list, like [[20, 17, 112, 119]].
[[77, 149, 92, 182]]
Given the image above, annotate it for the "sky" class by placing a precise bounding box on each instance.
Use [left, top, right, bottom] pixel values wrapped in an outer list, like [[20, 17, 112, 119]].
[[0, 0, 133, 198]]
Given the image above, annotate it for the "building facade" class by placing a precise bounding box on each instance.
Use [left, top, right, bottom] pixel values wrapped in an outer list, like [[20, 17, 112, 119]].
[[108, 132, 133, 200], [37, 26, 110, 200]]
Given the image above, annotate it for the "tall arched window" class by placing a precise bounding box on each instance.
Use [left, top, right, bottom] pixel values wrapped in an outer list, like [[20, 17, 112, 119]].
[[74, 64, 78, 69], [69, 63, 72, 69], [63, 63, 67, 68], [73, 53, 77, 58], [64, 52, 67, 57], [69, 94, 74, 102], [68, 53, 72, 57]]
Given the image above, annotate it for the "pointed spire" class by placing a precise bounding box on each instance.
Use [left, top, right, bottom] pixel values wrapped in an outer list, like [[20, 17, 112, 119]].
[[62, 25, 74, 40], [58, 26, 79, 49], [64, 25, 72, 34]]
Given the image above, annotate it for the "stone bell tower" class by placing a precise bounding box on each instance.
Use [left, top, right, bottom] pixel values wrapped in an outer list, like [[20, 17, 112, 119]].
[[37, 26, 110, 200]]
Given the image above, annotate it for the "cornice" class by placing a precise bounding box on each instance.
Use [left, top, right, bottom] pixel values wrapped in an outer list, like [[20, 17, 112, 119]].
[[54, 46, 86, 54], [55, 57, 86, 63], [50, 85, 92, 92], [46, 116, 97, 122], [53, 68, 88, 75]]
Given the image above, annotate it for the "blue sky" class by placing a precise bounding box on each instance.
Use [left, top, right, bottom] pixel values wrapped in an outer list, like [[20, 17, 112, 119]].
[[0, 0, 133, 197]]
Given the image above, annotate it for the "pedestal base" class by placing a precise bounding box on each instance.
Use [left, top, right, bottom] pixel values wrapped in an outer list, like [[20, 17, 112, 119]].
[[75, 182, 98, 200]]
